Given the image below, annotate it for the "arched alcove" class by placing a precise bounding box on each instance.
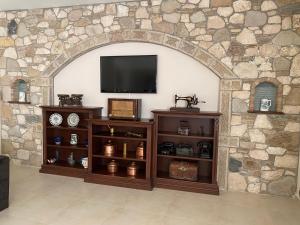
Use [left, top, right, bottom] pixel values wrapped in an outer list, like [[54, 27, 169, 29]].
[[254, 82, 277, 112], [9, 78, 31, 104], [53, 42, 220, 118], [249, 78, 283, 113]]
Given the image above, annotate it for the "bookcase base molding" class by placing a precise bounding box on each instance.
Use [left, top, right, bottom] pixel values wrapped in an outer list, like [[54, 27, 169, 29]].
[[40, 164, 87, 179]]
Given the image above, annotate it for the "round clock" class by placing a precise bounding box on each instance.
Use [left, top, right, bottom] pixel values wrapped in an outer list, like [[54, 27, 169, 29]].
[[67, 113, 80, 127], [49, 113, 63, 126]]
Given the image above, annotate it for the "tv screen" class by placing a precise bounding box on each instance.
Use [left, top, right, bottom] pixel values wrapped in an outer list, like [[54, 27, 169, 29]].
[[100, 55, 157, 93]]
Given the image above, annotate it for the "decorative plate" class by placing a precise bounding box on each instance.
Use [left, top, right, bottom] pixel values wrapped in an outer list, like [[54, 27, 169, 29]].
[[49, 113, 63, 126], [67, 113, 80, 127]]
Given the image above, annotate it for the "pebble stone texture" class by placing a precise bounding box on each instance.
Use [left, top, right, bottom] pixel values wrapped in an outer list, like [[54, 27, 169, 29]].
[[0, 0, 300, 196]]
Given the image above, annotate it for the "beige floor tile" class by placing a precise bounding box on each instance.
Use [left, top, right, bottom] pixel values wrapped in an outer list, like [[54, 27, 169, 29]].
[[1, 164, 299, 225], [123, 188, 177, 215], [0, 214, 46, 225], [48, 200, 122, 225], [100, 208, 164, 225]]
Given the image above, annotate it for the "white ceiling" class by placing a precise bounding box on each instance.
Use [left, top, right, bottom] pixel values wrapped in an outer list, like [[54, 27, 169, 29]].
[[0, 0, 133, 11]]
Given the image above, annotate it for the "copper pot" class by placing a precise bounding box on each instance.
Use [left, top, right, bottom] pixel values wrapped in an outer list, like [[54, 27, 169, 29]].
[[136, 142, 144, 159], [104, 140, 114, 157], [127, 162, 138, 177], [107, 160, 118, 174]]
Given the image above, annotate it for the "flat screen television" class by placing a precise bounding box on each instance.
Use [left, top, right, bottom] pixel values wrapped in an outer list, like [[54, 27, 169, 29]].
[[100, 55, 157, 93]]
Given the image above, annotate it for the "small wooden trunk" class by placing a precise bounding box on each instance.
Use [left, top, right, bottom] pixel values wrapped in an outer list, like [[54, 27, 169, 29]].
[[169, 161, 198, 181], [108, 98, 141, 120]]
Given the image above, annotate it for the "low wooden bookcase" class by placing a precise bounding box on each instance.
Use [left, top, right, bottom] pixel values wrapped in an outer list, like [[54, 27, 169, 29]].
[[152, 110, 221, 195], [40, 106, 221, 195], [40, 106, 102, 178], [84, 118, 153, 190]]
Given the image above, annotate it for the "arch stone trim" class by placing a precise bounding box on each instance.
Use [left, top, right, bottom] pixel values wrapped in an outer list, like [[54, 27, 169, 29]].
[[42, 30, 237, 81]]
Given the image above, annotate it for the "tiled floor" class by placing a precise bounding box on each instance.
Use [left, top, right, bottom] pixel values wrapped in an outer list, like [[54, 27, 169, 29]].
[[1, 165, 300, 225]]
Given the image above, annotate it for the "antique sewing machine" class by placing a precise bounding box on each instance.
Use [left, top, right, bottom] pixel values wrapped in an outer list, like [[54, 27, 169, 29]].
[[170, 94, 205, 112]]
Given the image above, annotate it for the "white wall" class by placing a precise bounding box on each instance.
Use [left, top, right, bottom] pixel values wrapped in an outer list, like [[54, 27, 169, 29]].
[[54, 42, 220, 119]]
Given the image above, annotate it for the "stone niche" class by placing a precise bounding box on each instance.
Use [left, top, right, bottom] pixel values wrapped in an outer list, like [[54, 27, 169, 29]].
[[249, 78, 283, 113], [9, 78, 31, 104]]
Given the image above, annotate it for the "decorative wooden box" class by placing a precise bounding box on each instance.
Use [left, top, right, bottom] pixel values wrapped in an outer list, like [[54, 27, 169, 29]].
[[108, 98, 141, 120], [169, 161, 198, 181]]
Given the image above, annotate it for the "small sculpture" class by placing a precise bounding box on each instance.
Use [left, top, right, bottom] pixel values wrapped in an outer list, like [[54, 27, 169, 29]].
[[58, 94, 83, 107], [170, 94, 205, 112], [70, 94, 83, 106], [58, 94, 70, 106]]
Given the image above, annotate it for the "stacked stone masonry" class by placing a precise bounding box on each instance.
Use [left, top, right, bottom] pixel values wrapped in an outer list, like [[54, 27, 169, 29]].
[[0, 0, 299, 196]]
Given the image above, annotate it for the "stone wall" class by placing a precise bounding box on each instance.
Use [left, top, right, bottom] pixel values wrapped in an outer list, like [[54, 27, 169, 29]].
[[0, 0, 299, 196]]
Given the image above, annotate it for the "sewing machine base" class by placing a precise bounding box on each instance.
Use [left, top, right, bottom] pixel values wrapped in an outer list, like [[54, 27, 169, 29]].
[[170, 107, 200, 112]]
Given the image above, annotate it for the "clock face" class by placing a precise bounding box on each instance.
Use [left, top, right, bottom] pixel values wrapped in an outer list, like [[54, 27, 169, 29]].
[[49, 113, 63, 126], [67, 113, 80, 127]]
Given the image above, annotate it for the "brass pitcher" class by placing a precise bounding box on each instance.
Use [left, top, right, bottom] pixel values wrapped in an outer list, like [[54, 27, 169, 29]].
[[107, 160, 118, 174], [136, 142, 144, 159], [127, 162, 138, 177], [104, 140, 114, 157]]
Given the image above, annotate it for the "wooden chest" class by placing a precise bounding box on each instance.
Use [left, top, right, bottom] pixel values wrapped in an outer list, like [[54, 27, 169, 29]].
[[169, 161, 198, 181]]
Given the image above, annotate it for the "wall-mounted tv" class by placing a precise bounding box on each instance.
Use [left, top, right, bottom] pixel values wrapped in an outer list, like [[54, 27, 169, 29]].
[[100, 55, 157, 93]]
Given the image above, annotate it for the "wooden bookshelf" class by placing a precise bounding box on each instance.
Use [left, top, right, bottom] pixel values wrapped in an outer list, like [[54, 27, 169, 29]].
[[39, 106, 102, 178], [152, 110, 221, 195], [84, 118, 153, 190]]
